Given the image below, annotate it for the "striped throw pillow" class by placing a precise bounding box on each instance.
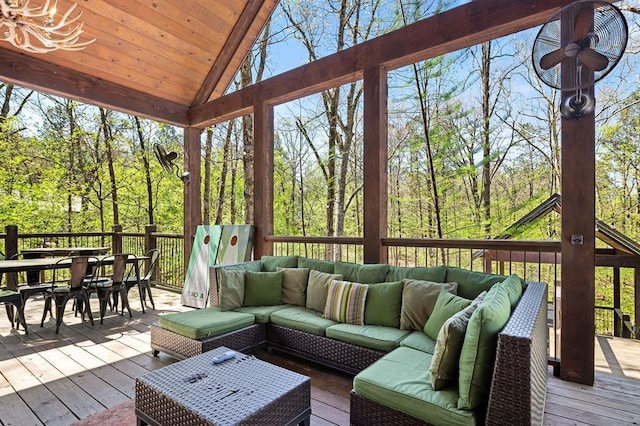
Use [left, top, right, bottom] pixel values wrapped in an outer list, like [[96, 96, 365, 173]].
[[323, 280, 369, 325]]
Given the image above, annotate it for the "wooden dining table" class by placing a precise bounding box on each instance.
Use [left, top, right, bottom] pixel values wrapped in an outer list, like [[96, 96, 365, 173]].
[[21, 246, 111, 258]]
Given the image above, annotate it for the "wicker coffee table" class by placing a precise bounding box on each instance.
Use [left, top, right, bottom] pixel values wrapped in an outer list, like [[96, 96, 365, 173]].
[[135, 347, 311, 426]]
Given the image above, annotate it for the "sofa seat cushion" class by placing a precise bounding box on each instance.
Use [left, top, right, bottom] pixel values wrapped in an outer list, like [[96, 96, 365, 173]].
[[270, 306, 337, 336], [158, 308, 255, 340], [353, 347, 477, 426], [399, 331, 436, 354], [325, 324, 409, 352], [233, 305, 292, 323]]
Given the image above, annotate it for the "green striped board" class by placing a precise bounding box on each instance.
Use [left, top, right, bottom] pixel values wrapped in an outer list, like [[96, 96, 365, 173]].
[[180, 225, 222, 308]]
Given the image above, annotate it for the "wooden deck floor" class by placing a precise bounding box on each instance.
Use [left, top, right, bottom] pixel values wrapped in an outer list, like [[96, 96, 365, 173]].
[[1, 288, 639, 426]]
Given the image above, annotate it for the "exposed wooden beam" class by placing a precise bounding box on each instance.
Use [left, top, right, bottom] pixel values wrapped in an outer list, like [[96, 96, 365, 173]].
[[0, 49, 189, 126], [192, 0, 268, 106], [190, 0, 576, 127]]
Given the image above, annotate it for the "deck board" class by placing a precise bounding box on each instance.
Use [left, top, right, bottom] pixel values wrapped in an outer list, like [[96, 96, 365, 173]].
[[1, 288, 639, 425]]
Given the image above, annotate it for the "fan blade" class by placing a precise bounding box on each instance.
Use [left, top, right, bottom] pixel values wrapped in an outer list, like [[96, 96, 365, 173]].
[[574, 3, 594, 41], [540, 48, 566, 70], [578, 48, 609, 71]]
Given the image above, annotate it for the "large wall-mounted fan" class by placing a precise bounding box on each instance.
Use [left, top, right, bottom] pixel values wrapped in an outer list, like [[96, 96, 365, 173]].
[[153, 143, 190, 183], [532, 0, 628, 119]]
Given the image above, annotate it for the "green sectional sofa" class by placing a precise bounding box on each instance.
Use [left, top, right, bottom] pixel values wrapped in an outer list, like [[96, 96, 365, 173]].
[[150, 255, 548, 425]]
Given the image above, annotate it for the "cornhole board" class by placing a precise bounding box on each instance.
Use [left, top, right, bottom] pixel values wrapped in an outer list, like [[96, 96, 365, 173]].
[[181, 224, 254, 308]]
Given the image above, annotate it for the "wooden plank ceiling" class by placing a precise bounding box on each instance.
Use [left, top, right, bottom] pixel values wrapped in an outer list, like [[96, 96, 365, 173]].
[[0, 0, 277, 126]]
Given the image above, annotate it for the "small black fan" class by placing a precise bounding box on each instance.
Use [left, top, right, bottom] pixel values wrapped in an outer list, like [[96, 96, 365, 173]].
[[153, 143, 190, 183], [532, 0, 628, 119]]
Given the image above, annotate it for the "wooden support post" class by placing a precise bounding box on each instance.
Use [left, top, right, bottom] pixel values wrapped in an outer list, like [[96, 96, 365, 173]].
[[363, 66, 388, 264], [635, 268, 640, 339], [184, 127, 202, 270], [613, 267, 621, 337], [559, 87, 596, 383], [146, 224, 158, 281], [253, 102, 274, 258], [112, 224, 123, 254], [5, 225, 18, 258], [559, 5, 596, 385]]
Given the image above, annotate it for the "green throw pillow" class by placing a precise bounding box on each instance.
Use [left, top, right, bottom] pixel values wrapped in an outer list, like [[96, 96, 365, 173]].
[[218, 269, 246, 311], [334, 261, 389, 284], [243, 270, 283, 307], [495, 274, 523, 310], [429, 295, 484, 390], [277, 267, 309, 306], [260, 255, 298, 272], [323, 280, 369, 325], [306, 270, 343, 312], [364, 281, 403, 328], [457, 285, 511, 410], [423, 291, 472, 340], [400, 279, 458, 331], [298, 257, 335, 273]]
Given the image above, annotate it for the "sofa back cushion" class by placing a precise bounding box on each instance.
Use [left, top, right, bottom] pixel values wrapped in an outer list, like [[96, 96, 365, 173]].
[[386, 265, 447, 283], [277, 267, 309, 306], [400, 279, 458, 331], [335, 261, 389, 284], [445, 267, 507, 300], [215, 260, 261, 307], [364, 281, 403, 328], [243, 270, 283, 306], [260, 255, 298, 272], [218, 269, 246, 311], [306, 270, 343, 312], [457, 284, 511, 410], [298, 257, 335, 273], [323, 280, 369, 325]]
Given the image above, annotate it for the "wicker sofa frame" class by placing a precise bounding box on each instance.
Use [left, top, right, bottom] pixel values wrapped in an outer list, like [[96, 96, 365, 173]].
[[150, 280, 548, 425], [349, 281, 549, 426]]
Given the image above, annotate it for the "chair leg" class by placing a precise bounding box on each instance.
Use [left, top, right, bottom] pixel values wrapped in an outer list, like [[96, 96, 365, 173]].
[[41, 296, 52, 327], [144, 280, 155, 310], [5, 304, 15, 328], [97, 288, 112, 324], [54, 294, 70, 334], [82, 291, 94, 326], [13, 302, 28, 334], [120, 285, 132, 318], [112, 291, 120, 313]]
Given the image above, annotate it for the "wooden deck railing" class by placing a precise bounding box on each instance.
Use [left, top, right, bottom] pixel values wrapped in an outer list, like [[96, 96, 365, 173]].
[[2, 227, 636, 342], [0, 225, 185, 291]]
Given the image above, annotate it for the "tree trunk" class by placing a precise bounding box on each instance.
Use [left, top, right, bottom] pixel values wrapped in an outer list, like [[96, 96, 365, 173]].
[[134, 116, 154, 225], [100, 108, 119, 226], [481, 41, 492, 238]]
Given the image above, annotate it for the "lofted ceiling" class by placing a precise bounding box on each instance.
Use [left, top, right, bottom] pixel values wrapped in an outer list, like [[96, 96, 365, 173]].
[[0, 0, 278, 126]]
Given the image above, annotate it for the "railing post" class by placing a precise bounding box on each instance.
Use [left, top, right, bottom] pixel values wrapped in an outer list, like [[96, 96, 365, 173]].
[[5, 225, 18, 258], [145, 224, 158, 281], [112, 224, 123, 254]]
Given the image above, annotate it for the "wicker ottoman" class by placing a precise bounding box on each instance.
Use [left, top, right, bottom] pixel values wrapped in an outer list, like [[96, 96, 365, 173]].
[[135, 346, 311, 426]]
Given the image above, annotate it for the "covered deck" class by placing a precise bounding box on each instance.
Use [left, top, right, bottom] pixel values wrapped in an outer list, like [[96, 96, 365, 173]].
[[0, 287, 638, 426]]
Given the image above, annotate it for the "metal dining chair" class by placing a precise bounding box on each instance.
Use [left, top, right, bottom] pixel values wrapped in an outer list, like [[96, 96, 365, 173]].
[[41, 256, 96, 333], [88, 254, 130, 322], [1, 284, 28, 333], [12, 252, 55, 323], [116, 249, 159, 314]]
